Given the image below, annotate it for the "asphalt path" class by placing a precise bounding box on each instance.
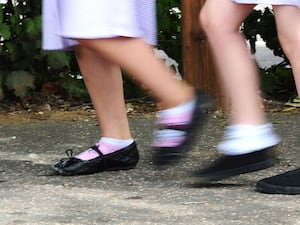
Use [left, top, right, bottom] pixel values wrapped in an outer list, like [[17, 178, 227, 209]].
[[0, 112, 299, 225]]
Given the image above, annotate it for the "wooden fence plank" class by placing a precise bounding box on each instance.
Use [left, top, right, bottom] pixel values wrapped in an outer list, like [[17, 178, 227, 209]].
[[181, 0, 223, 107]]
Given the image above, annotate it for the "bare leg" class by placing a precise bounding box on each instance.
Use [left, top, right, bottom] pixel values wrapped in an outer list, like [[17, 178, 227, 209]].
[[75, 37, 213, 167], [52, 38, 211, 172], [273, 5, 300, 96], [52, 46, 140, 175], [193, 0, 280, 182], [74, 45, 132, 140], [255, 5, 300, 195], [200, 0, 264, 125], [75, 37, 195, 109]]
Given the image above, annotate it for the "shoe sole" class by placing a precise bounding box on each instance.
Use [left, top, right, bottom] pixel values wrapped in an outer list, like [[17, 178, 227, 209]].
[[256, 182, 300, 195], [190, 159, 274, 183], [52, 164, 137, 176]]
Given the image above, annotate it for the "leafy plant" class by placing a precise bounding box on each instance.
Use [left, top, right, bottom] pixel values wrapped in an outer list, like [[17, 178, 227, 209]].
[[58, 74, 89, 99], [259, 66, 296, 101], [157, 0, 182, 69], [0, 1, 296, 104], [0, 0, 74, 100], [5, 70, 35, 98], [0, 0, 184, 102], [243, 7, 296, 101]]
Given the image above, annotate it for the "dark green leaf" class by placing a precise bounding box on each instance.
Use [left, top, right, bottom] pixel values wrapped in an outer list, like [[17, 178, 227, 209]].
[[0, 23, 11, 39]]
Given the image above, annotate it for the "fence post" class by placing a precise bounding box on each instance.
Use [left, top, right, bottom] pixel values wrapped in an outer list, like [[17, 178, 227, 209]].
[[181, 0, 223, 107]]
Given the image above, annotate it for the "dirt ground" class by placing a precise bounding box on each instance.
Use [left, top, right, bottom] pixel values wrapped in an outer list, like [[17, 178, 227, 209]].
[[0, 96, 158, 124], [0, 94, 298, 125]]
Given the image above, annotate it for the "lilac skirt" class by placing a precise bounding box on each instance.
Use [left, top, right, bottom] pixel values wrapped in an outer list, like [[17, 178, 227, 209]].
[[233, 0, 300, 7], [42, 0, 157, 50]]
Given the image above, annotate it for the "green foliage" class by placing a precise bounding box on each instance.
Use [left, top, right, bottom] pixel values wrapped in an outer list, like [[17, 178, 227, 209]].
[[58, 75, 89, 98], [5, 70, 35, 98], [243, 7, 296, 101], [243, 7, 287, 61], [0, 1, 296, 103], [0, 0, 74, 100], [259, 66, 296, 101], [157, 0, 182, 69], [0, 0, 42, 71], [0, 0, 184, 101], [43, 51, 71, 71]]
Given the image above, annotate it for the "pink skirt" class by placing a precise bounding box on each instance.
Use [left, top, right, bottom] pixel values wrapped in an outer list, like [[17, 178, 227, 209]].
[[42, 0, 157, 50]]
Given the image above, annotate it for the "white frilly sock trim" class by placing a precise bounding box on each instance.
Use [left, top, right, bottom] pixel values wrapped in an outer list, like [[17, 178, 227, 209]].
[[157, 97, 196, 117], [217, 123, 281, 156]]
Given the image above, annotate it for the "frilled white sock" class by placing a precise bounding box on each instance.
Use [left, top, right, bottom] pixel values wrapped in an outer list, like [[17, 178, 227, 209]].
[[152, 98, 196, 147], [157, 97, 197, 126], [217, 123, 280, 156]]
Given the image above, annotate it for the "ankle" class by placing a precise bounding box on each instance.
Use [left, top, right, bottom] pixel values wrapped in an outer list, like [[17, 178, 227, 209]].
[[161, 87, 195, 109], [99, 137, 134, 155]]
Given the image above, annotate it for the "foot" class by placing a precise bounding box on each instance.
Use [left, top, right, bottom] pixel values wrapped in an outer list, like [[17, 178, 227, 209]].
[[52, 142, 139, 176], [152, 90, 212, 167], [192, 148, 274, 182], [256, 168, 300, 195]]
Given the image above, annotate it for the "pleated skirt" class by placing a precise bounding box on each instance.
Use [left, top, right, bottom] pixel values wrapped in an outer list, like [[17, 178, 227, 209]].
[[42, 0, 157, 50]]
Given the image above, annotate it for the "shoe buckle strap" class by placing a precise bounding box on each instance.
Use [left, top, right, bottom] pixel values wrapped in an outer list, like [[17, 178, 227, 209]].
[[65, 149, 74, 158]]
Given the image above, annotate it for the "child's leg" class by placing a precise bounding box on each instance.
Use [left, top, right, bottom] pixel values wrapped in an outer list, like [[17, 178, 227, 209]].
[[52, 46, 139, 176], [200, 0, 264, 125], [273, 5, 300, 95], [194, 0, 280, 181], [75, 38, 194, 109], [74, 46, 132, 140], [75, 37, 212, 167], [255, 6, 300, 195]]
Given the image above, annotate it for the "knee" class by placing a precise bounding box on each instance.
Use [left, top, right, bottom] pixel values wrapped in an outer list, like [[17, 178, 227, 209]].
[[199, 6, 222, 37], [198, 6, 211, 33]]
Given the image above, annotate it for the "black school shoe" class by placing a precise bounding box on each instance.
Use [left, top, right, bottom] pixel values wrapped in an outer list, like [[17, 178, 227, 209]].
[[152, 90, 213, 167], [192, 148, 274, 182], [52, 142, 139, 176], [256, 168, 300, 195]]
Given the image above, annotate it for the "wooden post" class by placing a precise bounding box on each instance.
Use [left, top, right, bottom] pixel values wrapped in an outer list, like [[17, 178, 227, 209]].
[[181, 0, 223, 107]]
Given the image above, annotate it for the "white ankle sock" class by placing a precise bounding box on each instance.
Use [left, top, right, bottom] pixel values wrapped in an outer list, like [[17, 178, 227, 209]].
[[158, 98, 196, 118], [217, 123, 280, 155], [152, 98, 197, 147], [99, 137, 134, 155]]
